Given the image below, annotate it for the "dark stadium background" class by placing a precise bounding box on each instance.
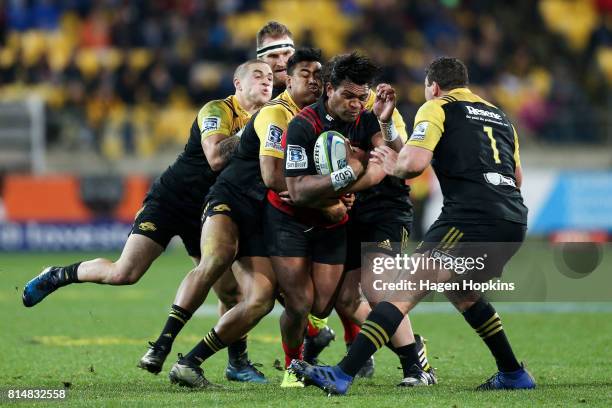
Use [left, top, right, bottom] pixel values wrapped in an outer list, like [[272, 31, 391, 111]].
[[0, 0, 610, 244], [0, 1, 611, 406]]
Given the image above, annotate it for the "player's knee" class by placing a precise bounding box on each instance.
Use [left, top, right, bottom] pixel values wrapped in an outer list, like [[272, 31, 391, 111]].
[[189, 259, 227, 287], [217, 295, 238, 310], [215, 285, 240, 308], [284, 298, 312, 320], [198, 255, 233, 280], [245, 296, 275, 323], [311, 299, 334, 319], [110, 262, 144, 285], [335, 292, 360, 316]]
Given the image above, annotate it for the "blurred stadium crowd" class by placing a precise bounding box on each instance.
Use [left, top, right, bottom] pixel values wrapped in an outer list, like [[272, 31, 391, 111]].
[[1, 0, 610, 160]]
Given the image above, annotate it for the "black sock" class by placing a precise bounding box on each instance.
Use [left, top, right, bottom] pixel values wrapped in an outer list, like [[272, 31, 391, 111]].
[[462, 299, 521, 372], [227, 335, 248, 365], [389, 343, 420, 377], [62, 262, 82, 284], [184, 328, 226, 365], [154, 304, 192, 350], [338, 302, 404, 377]]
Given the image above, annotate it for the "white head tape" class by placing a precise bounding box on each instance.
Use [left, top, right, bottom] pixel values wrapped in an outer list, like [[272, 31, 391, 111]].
[[257, 38, 295, 58]]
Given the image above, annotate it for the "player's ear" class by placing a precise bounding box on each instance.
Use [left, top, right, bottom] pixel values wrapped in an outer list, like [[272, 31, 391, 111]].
[[325, 83, 334, 99], [432, 81, 442, 97], [286, 74, 292, 90], [233, 76, 242, 92]]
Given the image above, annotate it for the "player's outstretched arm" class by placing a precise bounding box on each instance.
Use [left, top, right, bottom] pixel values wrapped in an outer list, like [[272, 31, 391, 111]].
[[371, 144, 432, 179]]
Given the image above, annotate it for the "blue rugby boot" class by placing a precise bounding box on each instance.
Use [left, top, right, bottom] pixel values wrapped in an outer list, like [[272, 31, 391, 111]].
[[477, 364, 536, 390], [23, 266, 75, 307], [226, 359, 268, 383], [289, 360, 353, 396]]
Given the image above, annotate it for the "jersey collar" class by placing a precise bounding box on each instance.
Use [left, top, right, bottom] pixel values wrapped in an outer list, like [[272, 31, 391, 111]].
[[280, 90, 300, 113], [230, 95, 250, 118], [448, 87, 471, 95], [315, 95, 336, 128]]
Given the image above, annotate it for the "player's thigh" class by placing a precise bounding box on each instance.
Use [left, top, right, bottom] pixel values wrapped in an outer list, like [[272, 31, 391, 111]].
[[311, 262, 344, 316], [115, 233, 164, 278], [189, 256, 200, 267], [200, 213, 239, 261], [129, 200, 177, 254], [271, 256, 313, 310], [233, 256, 277, 311]]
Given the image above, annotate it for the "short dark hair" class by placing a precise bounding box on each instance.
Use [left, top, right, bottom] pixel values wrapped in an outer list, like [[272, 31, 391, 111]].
[[325, 52, 380, 88], [234, 59, 268, 80], [256, 21, 293, 48], [287, 47, 322, 75], [425, 57, 469, 90]]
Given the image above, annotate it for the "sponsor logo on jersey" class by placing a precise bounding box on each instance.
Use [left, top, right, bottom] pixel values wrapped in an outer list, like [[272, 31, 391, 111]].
[[286, 145, 308, 169], [213, 204, 231, 212], [138, 222, 157, 232], [483, 172, 516, 187], [265, 124, 284, 152], [201, 116, 221, 133], [410, 121, 429, 142], [465, 106, 502, 120]]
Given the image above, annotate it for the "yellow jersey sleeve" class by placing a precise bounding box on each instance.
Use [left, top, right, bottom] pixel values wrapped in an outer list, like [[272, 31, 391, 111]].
[[197, 100, 234, 142], [254, 106, 287, 159], [512, 125, 521, 167], [407, 100, 445, 151], [365, 89, 376, 110], [391, 108, 408, 142]]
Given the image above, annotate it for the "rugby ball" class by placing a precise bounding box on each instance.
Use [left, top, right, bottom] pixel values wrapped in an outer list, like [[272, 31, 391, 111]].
[[313, 131, 348, 175]]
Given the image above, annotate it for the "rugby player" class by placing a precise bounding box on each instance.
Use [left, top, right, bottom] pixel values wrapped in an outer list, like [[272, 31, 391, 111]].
[[256, 21, 295, 97], [291, 57, 535, 394], [22, 60, 273, 380], [257, 23, 429, 379], [332, 69, 436, 383], [256, 21, 339, 365], [165, 48, 325, 388], [270, 52, 434, 388]]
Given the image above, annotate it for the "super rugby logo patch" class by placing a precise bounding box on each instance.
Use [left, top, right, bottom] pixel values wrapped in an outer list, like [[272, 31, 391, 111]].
[[265, 124, 284, 153], [201, 116, 221, 133], [286, 145, 307, 169], [410, 122, 428, 142]]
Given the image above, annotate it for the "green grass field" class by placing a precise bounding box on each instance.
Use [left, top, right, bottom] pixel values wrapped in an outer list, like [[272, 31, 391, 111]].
[[2, 250, 612, 407]]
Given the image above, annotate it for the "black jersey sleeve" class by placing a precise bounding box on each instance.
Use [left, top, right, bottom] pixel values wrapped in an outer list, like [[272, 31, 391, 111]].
[[284, 117, 317, 177], [359, 111, 384, 150]]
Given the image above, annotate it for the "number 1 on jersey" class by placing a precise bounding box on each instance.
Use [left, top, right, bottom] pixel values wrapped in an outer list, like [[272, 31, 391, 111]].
[[484, 126, 501, 164]]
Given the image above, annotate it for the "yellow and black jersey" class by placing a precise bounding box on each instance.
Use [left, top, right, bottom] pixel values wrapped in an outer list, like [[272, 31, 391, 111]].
[[148, 95, 251, 210], [408, 87, 527, 224], [217, 90, 300, 200]]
